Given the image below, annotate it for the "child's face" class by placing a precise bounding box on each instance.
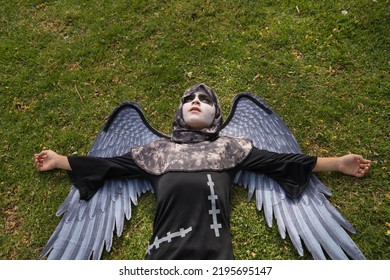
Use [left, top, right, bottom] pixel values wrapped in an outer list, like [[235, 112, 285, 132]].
[[182, 91, 216, 130]]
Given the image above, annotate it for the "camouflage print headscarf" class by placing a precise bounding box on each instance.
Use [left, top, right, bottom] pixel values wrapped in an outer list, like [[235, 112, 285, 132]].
[[171, 83, 223, 143]]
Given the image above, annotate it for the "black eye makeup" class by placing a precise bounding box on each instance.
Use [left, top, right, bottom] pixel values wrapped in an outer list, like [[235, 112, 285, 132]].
[[183, 93, 213, 105], [183, 94, 195, 104], [198, 94, 213, 105]]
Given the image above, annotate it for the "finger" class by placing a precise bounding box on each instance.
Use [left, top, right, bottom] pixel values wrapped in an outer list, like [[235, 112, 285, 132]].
[[361, 163, 370, 170], [34, 153, 45, 161], [357, 167, 369, 177], [37, 163, 45, 171], [35, 151, 46, 156]]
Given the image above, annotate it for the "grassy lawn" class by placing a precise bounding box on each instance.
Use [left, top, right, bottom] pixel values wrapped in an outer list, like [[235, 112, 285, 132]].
[[1, 0, 389, 260]]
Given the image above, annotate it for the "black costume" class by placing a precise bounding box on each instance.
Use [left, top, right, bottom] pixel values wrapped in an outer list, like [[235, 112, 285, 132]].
[[41, 83, 366, 260], [68, 140, 316, 259]]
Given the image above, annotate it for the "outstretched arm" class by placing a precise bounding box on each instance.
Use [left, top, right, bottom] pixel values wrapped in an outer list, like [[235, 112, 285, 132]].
[[313, 154, 371, 177], [34, 150, 72, 171]]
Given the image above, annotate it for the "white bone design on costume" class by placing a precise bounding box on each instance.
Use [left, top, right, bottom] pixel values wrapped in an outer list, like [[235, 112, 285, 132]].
[[146, 227, 193, 255], [207, 174, 222, 237]]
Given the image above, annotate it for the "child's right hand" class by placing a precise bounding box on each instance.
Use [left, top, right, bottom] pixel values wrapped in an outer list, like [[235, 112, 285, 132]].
[[34, 150, 60, 171]]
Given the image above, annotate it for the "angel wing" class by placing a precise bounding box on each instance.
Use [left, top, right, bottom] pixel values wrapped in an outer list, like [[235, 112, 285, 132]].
[[220, 93, 365, 260], [41, 102, 167, 259]]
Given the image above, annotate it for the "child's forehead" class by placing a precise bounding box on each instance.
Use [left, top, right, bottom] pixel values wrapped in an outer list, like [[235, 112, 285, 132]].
[[183, 87, 210, 98], [190, 91, 209, 97]]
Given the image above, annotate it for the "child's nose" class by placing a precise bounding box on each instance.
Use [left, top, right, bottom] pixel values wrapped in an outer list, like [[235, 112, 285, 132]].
[[192, 96, 201, 104]]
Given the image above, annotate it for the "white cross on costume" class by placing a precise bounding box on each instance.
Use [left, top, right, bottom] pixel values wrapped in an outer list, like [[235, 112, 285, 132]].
[[207, 174, 222, 237], [146, 227, 193, 255]]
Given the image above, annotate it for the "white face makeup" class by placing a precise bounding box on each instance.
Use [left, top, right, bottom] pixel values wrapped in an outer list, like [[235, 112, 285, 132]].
[[182, 91, 216, 130]]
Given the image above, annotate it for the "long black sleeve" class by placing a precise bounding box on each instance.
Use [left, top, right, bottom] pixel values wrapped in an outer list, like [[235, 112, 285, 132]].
[[67, 153, 147, 200], [238, 148, 317, 198]]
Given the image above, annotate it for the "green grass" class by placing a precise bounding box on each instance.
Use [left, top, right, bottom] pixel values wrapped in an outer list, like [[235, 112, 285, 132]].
[[1, 0, 389, 260]]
